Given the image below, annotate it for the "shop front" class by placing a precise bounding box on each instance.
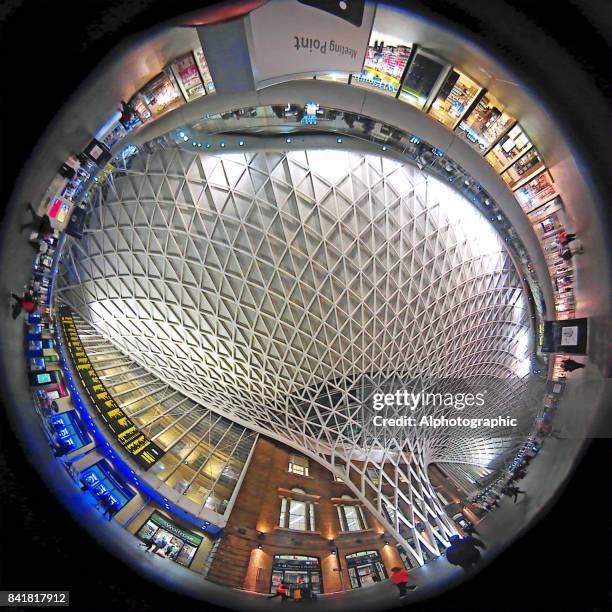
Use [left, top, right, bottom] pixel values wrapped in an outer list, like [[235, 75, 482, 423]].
[[345, 550, 388, 589], [136, 511, 204, 567], [270, 555, 323, 595], [80, 460, 135, 513]]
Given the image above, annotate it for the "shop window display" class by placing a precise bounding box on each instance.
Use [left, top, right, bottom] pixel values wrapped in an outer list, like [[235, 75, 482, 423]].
[[48, 410, 89, 454], [515, 170, 558, 213], [528, 197, 564, 238], [399, 49, 446, 109], [136, 511, 203, 567], [128, 94, 152, 122], [270, 555, 323, 595], [194, 47, 216, 93], [170, 52, 206, 102], [485, 123, 532, 173], [352, 34, 412, 95], [455, 92, 514, 152], [427, 69, 481, 129], [501, 148, 545, 190], [139, 71, 184, 116], [346, 550, 388, 588], [80, 461, 135, 511]]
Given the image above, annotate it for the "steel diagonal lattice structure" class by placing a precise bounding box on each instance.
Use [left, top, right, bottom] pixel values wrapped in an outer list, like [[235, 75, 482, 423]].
[[56, 148, 538, 565]]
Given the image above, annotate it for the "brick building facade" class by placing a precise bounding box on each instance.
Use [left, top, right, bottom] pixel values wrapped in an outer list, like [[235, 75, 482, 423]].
[[207, 437, 405, 594]]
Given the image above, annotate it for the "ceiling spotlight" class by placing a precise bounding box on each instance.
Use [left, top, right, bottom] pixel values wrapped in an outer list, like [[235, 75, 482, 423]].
[[179, 131, 185, 138], [257, 544, 263, 549], [183, 136, 189, 141], [286, 137, 292, 143], [239, 140, 245, 146], [336, 137, 343, 143], [205, 143, 211, 148], [220, 142, 226, 148]]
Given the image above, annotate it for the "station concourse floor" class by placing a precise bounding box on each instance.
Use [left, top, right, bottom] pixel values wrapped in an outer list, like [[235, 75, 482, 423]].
[[0, 202, 608, 611]]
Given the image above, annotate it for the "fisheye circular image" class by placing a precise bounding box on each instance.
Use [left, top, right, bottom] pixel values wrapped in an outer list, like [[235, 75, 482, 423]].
[[1, 1, 610, 611]]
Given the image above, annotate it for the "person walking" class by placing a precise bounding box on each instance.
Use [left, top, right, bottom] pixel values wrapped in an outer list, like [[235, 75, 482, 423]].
[[445, 535, 483, 572], [390, 566, 415, 598], [463, 523, 480, 536], [103, 501, 119, 521], [11, 292, 36, 319], [560, 245, 584, 261], [561, 358, 586, 372], [510, 486, 526, 504], [148, 534, 168, 554], [269, 582, 289, 601], [558, 231, 577, 246]]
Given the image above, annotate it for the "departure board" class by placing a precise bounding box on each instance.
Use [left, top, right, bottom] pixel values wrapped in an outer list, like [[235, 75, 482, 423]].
[[59, 307, 164, 468]]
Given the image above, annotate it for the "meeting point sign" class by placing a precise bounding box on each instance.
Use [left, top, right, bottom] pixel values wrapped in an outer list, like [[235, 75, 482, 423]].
[[246, 0, 375, 86]]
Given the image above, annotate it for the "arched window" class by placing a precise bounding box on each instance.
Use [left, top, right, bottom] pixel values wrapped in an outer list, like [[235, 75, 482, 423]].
[[337, 496, 368, 532], [279, 488, 316, 531]]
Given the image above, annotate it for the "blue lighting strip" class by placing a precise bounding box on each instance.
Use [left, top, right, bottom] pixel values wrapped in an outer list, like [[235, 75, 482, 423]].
[[55, 325, 221, 537]]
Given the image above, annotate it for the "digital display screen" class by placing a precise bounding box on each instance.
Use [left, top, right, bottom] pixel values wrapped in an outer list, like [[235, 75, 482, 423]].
[[59, 307, 164, 468], [37, 373, 52, 384]]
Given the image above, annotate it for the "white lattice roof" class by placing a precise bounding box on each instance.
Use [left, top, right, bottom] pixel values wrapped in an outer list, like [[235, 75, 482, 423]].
[[57, 148, 535, 563]]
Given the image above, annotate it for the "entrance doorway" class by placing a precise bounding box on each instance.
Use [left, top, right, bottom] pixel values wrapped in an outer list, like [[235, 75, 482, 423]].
[[346, 550, 388, 589], [270, 555, 323, 595]]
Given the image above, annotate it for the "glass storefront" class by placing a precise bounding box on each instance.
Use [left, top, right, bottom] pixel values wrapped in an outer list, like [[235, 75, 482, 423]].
[[428, 69, 482, 129], [346, 550, 388, 588], [399, 49, 446, 109], [515, 170, 558, 213], [136, 510, 204, 567], [270, 555, 322, 595], [170, 52, 206, 102], [194, 47, 215, 93], [501, 147, 545, 190], [527, 196, 563, 236], [455, 92, 515, 152], [485, 123, 532, 173], [140, 71, 184, 116], [352, 35, 411, 96], [128, 93, 152, 123], [49, 410, 90, 454], [81, 460, 135, 511]]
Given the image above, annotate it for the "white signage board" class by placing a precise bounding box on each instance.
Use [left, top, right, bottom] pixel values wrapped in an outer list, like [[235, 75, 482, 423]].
[[246, 0, 376, 87], [560, 326, 579, 346]]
